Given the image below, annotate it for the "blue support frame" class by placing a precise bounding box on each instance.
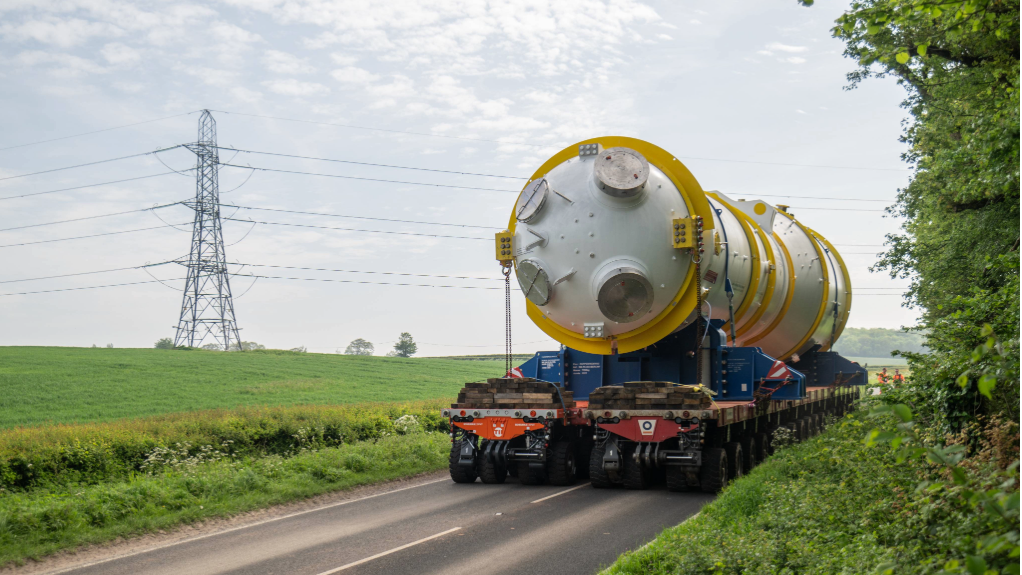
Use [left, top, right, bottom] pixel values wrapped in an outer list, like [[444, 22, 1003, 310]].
[[516, 321, 866, 401]]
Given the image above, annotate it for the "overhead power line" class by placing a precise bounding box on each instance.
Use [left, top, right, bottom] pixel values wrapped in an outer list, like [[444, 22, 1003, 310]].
[[229, 263, 499, 281], [0, 202, 183, 232], [211, 109, 910, 172], [218, 163, 520, 194], [740, 193, 894, 203], [0, 145, 184, 183], [224, 204, 502, 230], [0, 278, 188, 297], [0, 265, 151, 284], [0, 112, 198, 153], [224, 218, 491, 241], [217, 146, 525, 180], [0, 171, 191, 202], [230, 272, 502, 290], [0, 223, 189, 249]]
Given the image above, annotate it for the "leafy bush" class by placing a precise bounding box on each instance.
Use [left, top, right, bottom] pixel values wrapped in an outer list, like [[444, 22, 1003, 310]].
[[606, 407, 1019, 575]]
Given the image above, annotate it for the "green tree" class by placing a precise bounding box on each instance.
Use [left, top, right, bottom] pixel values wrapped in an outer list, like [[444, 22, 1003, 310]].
[[343, 338, 374, 356], [154, 338, 174, 349], [809, 0, 1020, 431], [227, 341, 266, 351], [392, 333, 417, 358], [832, 327, 928, 357]]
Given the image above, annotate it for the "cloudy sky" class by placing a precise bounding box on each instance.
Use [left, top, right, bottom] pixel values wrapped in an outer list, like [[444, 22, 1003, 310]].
[[0, 0, 917, 355]]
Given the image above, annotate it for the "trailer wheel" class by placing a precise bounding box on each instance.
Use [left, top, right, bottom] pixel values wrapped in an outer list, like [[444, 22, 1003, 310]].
[[700, 448, 728, 493], [621, 448, 651, 490], [589, 441, 615, 489], [666, 466, 690, 492], [574, 440, 592, 480], [740, 435, 757, 471], [801, 416, 816, 438], [517, 461, 546, 485], [479, 456, 507, 484], [724, 442, 744, 481], [448, 441, 478, 484], [547, 440, 577, 486], [755, 432, 771, 460]]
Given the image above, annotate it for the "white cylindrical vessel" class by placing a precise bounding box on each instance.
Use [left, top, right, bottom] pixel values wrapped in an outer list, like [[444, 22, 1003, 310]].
[[506, 137, 852, 359]]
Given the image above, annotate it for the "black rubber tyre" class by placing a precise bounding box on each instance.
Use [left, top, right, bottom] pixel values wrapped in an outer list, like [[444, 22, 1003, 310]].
[[724, 442, 744, 481], [740, 435, 757, 471], [517, 461, 546, 485], [700, 448, 728, 493], [589, 441, 615, 489], [448, 440, 478, 484], [547, 440, 577, 486], [802, 416, 816, 438], [621, 448, 651, 490], [479, 454, 507, 484], [508, 463, 519, 477], [574, 441, 592, 480], [784, 422, 799, 443], [755, 432, 771, 461], [666, 466, 690, 492]]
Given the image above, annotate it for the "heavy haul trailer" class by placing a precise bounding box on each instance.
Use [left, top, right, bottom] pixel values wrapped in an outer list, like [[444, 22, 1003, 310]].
[[444, 137, 867, 491]]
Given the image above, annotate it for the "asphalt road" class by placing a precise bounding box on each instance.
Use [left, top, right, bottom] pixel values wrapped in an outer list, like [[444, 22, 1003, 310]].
[[56, 474, 713, 575]]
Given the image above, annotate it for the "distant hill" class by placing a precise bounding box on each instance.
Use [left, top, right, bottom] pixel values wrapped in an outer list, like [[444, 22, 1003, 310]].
[[833, 327, 927, 358]]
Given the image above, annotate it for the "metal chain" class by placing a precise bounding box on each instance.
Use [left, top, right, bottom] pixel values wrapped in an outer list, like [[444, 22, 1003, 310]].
[[503, 263, 513, 376], [693, 216, 705, 385]]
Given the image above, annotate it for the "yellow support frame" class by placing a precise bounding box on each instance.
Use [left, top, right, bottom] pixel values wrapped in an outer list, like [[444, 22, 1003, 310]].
[[707, 193, 763, 337]]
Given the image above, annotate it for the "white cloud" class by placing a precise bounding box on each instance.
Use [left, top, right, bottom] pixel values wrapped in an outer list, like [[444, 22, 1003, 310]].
[[2, 18, 121, 47], [796, 109, 807, 114], [100, 42, 140, 65], [264, 49, 315, 73], [766, 42, 807, 53], [330, 52, 358, 65], [330, 66, 379, 84], [262, 78, 330, 96], [12, 50, 106, 76], [689, 19, 702, 25], [210, 23, 262, 44], [230, 86, 263, 103], [784, 56, 806, 64], [657, 33, 672, 40]]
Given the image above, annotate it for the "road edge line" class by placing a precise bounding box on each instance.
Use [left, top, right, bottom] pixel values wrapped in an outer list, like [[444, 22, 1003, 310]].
[[314, 527, 462, 574], [530, 483, 590, 504], [44, 477, 450, 575]]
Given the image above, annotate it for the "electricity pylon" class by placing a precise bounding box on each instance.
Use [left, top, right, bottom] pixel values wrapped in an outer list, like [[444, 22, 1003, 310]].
[[173, 109, 242, 350]]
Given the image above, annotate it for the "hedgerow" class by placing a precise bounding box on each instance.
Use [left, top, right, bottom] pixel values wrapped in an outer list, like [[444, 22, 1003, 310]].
[[0, 401, 450, 491]]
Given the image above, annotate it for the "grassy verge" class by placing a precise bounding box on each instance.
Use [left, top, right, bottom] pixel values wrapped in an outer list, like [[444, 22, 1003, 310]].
[[0, 430, 450, 567], [0, 347, 502, 428], [0, 401, 451, 491], [604, 409, 1018, 574]]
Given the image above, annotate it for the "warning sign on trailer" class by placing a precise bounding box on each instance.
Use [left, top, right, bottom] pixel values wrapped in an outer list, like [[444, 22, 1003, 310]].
[[703, 270, 718, 284], [638, 419, 658, 436]]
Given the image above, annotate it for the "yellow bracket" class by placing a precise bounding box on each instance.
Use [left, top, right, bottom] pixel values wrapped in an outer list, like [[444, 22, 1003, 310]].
[[671, 217, 695, 248], [495, 231, 514, 264]]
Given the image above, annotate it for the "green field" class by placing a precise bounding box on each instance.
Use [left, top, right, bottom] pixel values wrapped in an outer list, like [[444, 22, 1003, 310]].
[[844, 356, 909, 367], [0, 347, 504, 429]]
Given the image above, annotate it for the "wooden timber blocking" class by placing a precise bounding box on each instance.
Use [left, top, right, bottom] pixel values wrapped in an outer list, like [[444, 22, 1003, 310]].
[[452, 377, 575, 409], [587, 381, 713, 410]]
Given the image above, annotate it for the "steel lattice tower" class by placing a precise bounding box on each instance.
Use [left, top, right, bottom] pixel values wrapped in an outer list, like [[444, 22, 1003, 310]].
[[174, 110, 242, 350]]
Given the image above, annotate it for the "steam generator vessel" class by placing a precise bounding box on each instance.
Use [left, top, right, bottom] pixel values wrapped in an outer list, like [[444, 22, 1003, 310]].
[[444, 137, 866, 492]]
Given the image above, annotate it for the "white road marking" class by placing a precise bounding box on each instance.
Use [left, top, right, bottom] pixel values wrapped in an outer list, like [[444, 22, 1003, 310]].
[[314, 527, 462, 574], [530, 483, 590, 504], [45, 477, 450, 575]]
